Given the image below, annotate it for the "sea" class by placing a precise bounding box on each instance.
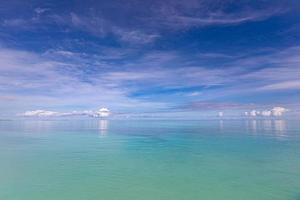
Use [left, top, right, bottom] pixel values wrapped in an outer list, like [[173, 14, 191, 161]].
[[0, 119, 299, 200]]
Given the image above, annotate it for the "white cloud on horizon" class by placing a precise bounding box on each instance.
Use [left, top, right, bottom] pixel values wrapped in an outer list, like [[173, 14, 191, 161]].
[[261, 110, 272, 117], [20, 108, 111, 118], [245, 107, 288, 117], [250, 110, 257, 117], [271, 107, 289, 116], [21, 110, 61, 117]]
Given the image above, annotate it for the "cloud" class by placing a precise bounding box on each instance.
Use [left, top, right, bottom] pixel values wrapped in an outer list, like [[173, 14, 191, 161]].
[[218, 112, 223, 117], [94, 108, 111, 117], [188, 92, 202, 96], [102, 66, 230, 93], [1, 7, 49, 29], [0, 43, 300, 117], [182, 101, 252, 110], [2, 19, 29, 27], [112, 28, 160, 44], [271, 107, 289, 116], [69, 12, 159, 44], [20, 108, 111, 118], [99, 45, 300, 100], [0, 47, 170, 115], [21, 110, 61, 117], [34, 7, 49, 15], [0, 0, 287, 44], [261, 110, 272, 116], [250, 110, 258, 117], [66, 1, 286, 42], [245, 107, 288, 117], [259, 80, 300, 91], [157, 8, 284, 29]]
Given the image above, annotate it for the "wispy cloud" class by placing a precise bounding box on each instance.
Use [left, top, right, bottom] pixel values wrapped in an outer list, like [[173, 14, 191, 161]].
[[0, 0, 299, 118], [0, 0, 288, 45], [1, 42, 300, 117], [180, 101, 254, 111], [0, 47, 169, 115], [155, 7, 285, 29], [145, 0, 288, 30], [259, 80, 300, 90]]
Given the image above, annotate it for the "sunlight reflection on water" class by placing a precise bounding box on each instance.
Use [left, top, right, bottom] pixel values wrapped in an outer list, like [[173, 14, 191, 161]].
[[244, 119, 287, 138], [98, 120, 109, 136]]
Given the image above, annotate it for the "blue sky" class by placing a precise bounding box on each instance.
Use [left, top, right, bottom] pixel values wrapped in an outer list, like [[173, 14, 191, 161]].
[[0, 0, 300, 118]]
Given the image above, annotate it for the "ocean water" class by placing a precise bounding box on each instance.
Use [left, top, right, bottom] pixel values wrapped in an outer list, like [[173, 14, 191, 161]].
[[0, 119, 300, 200]]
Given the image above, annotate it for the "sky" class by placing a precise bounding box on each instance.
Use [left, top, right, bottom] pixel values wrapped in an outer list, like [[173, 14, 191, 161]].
[[0, 0, 300, 118]]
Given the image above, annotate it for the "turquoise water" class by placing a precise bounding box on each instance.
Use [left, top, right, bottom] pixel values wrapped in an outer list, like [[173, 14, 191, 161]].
[[0, 119, 300, 200]]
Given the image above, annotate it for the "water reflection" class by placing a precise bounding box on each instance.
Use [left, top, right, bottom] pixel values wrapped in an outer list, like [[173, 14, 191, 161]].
[[273, 120, 287, 136], [251, 120, 257, 134], [219, 120, 224, 132], [262, 120, 272, 131], [21, 120, 55, 136], [245, 119, 287, 137], [98, 120, 109, 136]]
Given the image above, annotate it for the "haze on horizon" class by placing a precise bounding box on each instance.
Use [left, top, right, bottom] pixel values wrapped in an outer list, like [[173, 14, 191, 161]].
[[0, 0, 300, 118]]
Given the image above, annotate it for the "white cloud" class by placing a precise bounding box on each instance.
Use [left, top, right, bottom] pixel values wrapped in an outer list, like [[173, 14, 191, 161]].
[[188, 92, 202, 96], [165, 11, 279, 28], [1, 44, 300, 118], [250, 110, 257, 116], [0, 47, 170, 115], [113, 28, 160, 44], [20, 108, 111, 118], [68, 13, 159, 45], [261, 110, 272, 116], [271, 107, 288, 116], [94, 108, 111, 117], [151, 1, 286, 30], [218, 112, 223, 117], [245, 107, 288, 117], [34, 7, 49, 15], [22, 110, 60, 117]]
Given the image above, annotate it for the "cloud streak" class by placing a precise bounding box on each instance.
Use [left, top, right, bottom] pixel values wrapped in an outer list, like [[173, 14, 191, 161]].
[[245, 107, 289, 117], [0, 47, 170, 116], [0, 0, 288, 45], [0, 0, 299, 119], [1, 43, 300, 117], [259, 80, 300, 91], [20, 108, 111, 118]]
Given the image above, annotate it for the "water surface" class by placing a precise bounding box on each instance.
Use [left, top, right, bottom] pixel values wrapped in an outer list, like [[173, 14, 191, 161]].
[[0, 119, 300, 200]]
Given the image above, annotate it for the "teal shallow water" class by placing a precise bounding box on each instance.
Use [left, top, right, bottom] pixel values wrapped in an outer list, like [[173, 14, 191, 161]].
[[0, 119, 300, 200]]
